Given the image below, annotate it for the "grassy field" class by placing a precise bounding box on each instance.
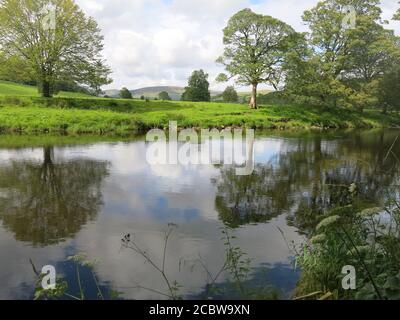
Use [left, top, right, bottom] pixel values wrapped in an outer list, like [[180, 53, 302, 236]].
[[0, 81, 399, 134], [0, 80, 94, 98]]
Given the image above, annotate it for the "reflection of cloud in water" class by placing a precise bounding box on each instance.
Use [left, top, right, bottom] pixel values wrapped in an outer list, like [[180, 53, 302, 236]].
[[0, 137, 305, 299], [0, 149, 43, 163], [71, 212, 302, 300]]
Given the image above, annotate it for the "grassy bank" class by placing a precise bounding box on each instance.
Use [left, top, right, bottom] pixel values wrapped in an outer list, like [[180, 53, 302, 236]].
[[1, 82, 400, 134], [1, 99, 400, 134], [0, 80, 93, 99]]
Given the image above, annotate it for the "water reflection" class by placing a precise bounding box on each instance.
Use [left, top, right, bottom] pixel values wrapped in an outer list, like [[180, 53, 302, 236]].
[[0, 130, 398, 299], [0, 147, 109, 246], [190, 263, 300, 300], [214, 130, 400, 233]]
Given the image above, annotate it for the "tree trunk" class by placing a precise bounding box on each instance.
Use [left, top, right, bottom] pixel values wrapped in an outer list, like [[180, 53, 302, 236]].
[[43, 147, 54, 166], [249, 83, 258, 109], [42, 80, 51, 98], [382, 103, 388, 114]]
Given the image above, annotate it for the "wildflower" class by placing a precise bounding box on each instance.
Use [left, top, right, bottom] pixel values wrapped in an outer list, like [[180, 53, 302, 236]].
[[122, 233, 131, 244], [357, 207, 382, 218], [347, 245, 371, 256], [310, 234, 327, 244], [349, 183, 357, 194], [316, 215, 341, 231]]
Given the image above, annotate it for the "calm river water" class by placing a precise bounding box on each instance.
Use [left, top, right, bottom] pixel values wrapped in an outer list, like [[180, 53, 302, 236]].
[[0, 130, 399, 299]]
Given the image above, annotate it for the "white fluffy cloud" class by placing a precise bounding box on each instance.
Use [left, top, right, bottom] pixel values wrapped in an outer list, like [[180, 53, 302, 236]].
[[75, 0, 400, 91]]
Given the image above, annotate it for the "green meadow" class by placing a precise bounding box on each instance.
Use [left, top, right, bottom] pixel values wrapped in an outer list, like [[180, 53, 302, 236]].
[[0, 81, 399, 135], [0, 80, 94, 99]]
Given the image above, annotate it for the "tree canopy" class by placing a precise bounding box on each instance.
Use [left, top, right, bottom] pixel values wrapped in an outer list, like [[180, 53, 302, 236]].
[[120, 87, 133, 99], [217, 8, 295, 109], [182, 69, 211, 102], [284, 0, 400, 112], [0, 0, 112, 97], [158, 91, 172, 100], [222, 86, 239, 103]]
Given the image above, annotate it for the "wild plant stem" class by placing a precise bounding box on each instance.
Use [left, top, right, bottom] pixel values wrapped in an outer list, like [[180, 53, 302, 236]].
[[76, 264, 84, 300], [339, 226, 383, 300]]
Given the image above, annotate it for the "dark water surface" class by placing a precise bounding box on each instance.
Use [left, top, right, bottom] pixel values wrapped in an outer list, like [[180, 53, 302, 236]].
[[0, 130, 399, 300]]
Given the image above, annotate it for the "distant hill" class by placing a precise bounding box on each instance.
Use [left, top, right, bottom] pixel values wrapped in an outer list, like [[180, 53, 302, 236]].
[[105, 86, 222, 100], [131, 86, 185, 100]]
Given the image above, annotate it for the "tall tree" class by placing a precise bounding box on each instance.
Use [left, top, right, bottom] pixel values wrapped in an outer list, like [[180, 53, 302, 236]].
[[120, 87, 132, 99], [285, 0, 398, 110], [158, 91, 172, 101], [377, 65, 400, 113], [222, 86, 238, 103], [216, 9, 295, 109], [0, 0, 112, 97], [181, 69, 211, 102]]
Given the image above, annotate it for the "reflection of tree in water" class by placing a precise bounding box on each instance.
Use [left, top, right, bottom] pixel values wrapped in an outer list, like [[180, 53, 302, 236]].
[[213, 165, 295, 228], [214, 131, 400, 232], [0, 147, 109, 246]]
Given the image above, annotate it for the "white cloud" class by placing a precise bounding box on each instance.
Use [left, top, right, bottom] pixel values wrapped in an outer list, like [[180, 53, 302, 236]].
[[75, 0, 400, 91]]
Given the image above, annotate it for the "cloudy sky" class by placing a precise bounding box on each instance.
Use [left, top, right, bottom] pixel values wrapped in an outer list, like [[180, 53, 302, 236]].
[[75, 0, 400, 91]]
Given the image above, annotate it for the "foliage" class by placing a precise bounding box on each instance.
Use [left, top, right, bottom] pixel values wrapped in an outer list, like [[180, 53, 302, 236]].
[[158, 91, 172, 101], [217, 8, 295, 109], [0, 52, 35, 85], [119, 87, 133, 99], [181, 70, 211, 102], [0, 0, 112, 97], [295, 189, 400, 299], [222, 86, 238, 103], [376, 65, 400, 113], [394, 6, 400, 20], [284, 0, 400, 111]]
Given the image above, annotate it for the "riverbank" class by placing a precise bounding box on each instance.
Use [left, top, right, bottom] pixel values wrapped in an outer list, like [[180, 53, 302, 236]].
[[1, 96, 400, 134]]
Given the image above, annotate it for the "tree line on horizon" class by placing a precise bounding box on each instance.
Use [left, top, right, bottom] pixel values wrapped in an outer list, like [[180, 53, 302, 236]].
[[0, 0, 400, 113]]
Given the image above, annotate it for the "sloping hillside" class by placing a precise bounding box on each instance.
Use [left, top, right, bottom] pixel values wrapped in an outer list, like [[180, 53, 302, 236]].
[[0, 80, 93, 98], [131, 86, 185, 100], [105, 86, 223, 100], [0, 80, 38, 96]]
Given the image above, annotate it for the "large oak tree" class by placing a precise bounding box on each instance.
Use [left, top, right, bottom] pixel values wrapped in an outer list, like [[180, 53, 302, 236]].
[[0, 0, 112, 97], [216, 9, 295, 109]]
